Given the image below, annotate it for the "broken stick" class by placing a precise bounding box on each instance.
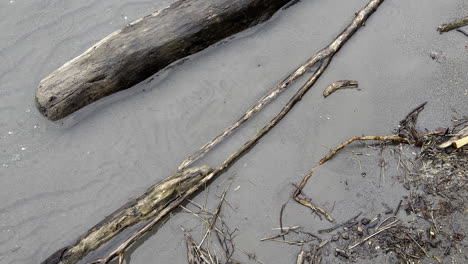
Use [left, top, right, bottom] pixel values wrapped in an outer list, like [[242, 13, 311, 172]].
[[322, 80, 359, 97], [437, 16, 468, 33]]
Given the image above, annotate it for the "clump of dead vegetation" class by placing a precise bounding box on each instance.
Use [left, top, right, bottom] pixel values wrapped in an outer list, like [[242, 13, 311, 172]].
[[264, 107, 467, 264]]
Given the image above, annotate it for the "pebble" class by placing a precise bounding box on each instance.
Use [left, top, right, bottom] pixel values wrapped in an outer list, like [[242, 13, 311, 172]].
[[357, 225, 364, 236], [340, 232, 350, 240]]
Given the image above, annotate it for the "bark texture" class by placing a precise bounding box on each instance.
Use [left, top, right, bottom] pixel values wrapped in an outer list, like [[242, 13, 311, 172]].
[[42, 166, 212, 264], [35, 0, 292, 120]]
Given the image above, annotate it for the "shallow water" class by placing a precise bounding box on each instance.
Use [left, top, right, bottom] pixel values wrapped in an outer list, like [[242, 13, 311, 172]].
[[0, 0, 467, 263]]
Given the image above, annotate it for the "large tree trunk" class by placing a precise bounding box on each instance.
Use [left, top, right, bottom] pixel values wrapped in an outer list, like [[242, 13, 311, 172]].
[[35, 0, 293, 121]]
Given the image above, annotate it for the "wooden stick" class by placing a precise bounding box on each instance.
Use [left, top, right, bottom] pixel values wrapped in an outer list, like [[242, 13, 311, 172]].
[[322, 80, 359, 97], [178, 0, 385, 170], [437, 16, 468, 33], [347, 219, 399, 250], [35, 0, 293, 120]]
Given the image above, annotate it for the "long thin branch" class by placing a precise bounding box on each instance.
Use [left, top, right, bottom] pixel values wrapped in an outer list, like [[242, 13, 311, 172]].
[[178, 0, 385, 170], [88, 0, 386, 262]]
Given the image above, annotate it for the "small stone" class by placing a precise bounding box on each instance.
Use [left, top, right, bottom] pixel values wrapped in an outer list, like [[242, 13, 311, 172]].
[[361, 218, 371, 225], [357, 225, 364, 236], [340, 232, 350, 240]]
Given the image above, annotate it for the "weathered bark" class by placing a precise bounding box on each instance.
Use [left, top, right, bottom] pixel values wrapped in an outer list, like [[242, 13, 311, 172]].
[[35, 0, 293, 121], [42, 166, 212, 264], [322, 80, 359, 97]]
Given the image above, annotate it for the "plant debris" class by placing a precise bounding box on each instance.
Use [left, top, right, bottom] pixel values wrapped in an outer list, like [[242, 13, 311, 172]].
[[274, 103, 467, 263]]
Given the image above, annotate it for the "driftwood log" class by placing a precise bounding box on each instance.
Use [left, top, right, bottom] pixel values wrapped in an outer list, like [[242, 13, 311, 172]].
[[35, 0, 293, 120], [42, 166, 212, 264]]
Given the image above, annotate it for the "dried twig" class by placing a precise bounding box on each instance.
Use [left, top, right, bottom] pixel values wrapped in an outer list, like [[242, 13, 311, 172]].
[[260, 226, 300, 241], [437, 16, 468, 33], [318, 212, 362, 234], [198, 187, 229, 248], [293, 136, 411, 222], [323, 80, 359, 97], [407, 234, 430, 258], [348, 218, 400, 250], [456, 28, 468, 37]]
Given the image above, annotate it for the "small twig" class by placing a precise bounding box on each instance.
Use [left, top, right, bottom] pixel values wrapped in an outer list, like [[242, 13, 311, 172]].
[[198, 187, 229, 248], [323, 80, 359, 97], [279, 200, 288, 240], [348, 219, 399, 250], [394, 200, 403, 216], [260, 227, 301, 241], [407, 234, 430, 257], [265, 239, 312, 246], [437, 16, 468, 33], [456, 28, 468, 37], [272, 226, 301, 230], [294, 136, 411, 222], [318, 212, 362, 234], [296, 250, 306, 264]]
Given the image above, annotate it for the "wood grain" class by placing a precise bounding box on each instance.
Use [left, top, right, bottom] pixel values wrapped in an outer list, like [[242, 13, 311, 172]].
[[35, 0, 292, 120]]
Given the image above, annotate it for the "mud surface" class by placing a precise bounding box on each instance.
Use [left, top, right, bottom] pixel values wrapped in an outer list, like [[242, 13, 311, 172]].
[[0, 0, 467, 263]]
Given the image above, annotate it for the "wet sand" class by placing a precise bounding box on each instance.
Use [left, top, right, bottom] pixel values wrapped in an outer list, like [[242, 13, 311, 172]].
[[0, 0, 466, 263]]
